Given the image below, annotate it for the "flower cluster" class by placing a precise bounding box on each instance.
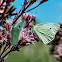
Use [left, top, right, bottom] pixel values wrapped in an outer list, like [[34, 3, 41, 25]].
[[17, 13, 38, 46], [0, 0, 17, 20], [19, 26, 38, 46], [22, 13, 36, 27], [0, 20, 12, 52]]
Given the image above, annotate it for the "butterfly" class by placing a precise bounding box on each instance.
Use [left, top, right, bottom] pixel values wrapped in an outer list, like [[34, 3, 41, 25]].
[[33, 23, 60, 44]]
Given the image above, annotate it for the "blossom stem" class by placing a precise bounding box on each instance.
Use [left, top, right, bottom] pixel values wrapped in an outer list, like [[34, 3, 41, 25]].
[[2, 50, 11, 59], [2, 46, 13, 59], [0, 45, 7, 56]]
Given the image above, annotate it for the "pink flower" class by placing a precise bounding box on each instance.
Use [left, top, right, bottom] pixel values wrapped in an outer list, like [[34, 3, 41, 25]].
[[23, 13, 29, 20], [0, 10, 4, 13], [21, 4, 25, 10], [20, 27, 37, 45], [10, 20, 13, 24], [0, 0, 3, 4], [26, 43, 30, 45], [3, 2, 6, 6], [32, 15, 36, 19]]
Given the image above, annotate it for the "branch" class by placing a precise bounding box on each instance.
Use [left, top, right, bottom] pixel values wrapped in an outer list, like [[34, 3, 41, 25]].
[[25, 0, 48, 12], [12, 0, 48, 25], [0, 45, 7, 56], [12, 2, 32, 25], [2, 50, 11, 58]]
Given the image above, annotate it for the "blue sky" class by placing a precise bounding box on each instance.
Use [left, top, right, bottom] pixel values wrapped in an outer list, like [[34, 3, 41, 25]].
[[0, 0, 62, 29], [13, 0, 62, 23]]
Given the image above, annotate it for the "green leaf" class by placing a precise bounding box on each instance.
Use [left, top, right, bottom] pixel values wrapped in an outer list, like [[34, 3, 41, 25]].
[[14, 19, 25, 31], [11, 27, 20, 46]]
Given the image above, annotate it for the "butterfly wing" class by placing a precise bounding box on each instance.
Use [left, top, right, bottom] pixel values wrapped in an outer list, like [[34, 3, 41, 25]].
[[36, 23, 60, 34], [33, 23, 60, 44], [14, 19, 25, 31]]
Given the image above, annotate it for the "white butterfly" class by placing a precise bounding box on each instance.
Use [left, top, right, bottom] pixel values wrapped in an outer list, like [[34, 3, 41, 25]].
[[33, 23, 60, 44]]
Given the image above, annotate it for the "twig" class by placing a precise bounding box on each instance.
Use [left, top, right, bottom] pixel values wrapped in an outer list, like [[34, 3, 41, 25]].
[[25, 0, 48, 12], [0, 45, 8, 56], [12, 3, 32, 25]]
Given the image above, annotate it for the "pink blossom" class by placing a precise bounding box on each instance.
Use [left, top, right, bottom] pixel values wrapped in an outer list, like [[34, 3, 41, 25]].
[[0, 0, 3, 4], [20, 27, 37, 45], [21, 4, 25, 10], [32, 15, 36, 19], [25, 13, 29, 20], [26, 43, 30, 45], [20, 38, 26, 45], [10, 20, 13, 24], [3, 2, 6, 6], [0, 10, 4, 13]]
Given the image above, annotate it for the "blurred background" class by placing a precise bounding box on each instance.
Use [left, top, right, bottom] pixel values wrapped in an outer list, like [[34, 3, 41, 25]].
[[5, 42, 59, 62], [4, 0, 62, 62]]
